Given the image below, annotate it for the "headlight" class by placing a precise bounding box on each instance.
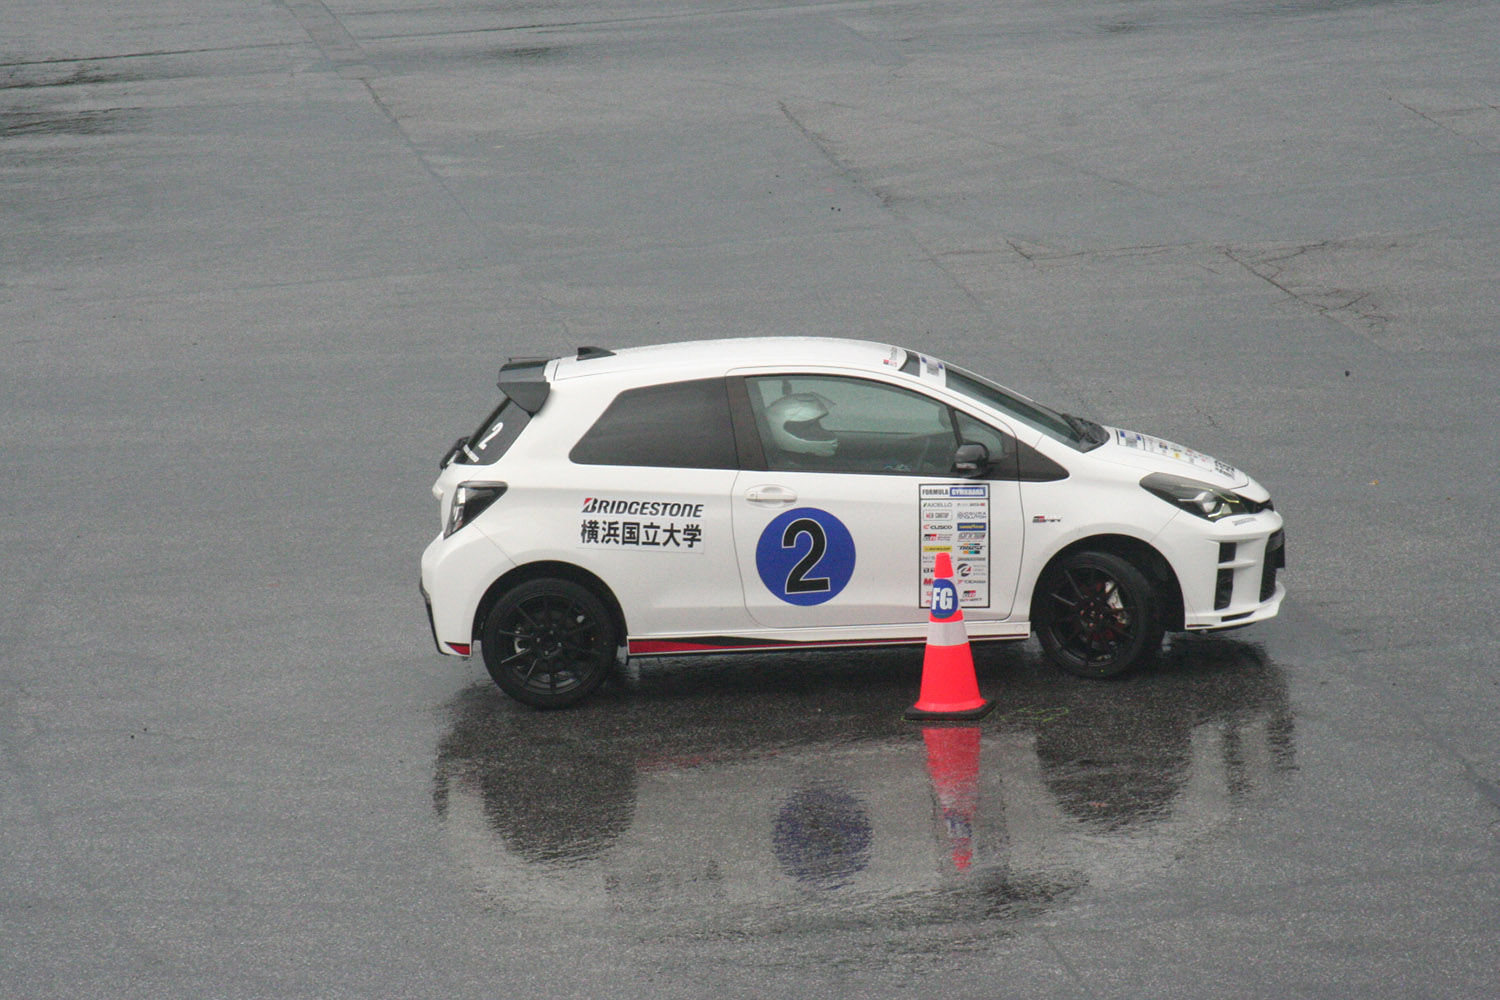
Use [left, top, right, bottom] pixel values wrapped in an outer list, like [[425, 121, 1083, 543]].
[[444, 481, 507, 538], [1140, 473, 1268, 522]]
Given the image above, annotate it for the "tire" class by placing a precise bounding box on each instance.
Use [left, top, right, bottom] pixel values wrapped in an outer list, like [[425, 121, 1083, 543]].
[[1035, 550, 1164, 680], [480, 578, 618, 709]]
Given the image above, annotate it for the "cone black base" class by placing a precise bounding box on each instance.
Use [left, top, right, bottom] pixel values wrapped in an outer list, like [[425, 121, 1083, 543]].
[[904, 698, 995, 722]]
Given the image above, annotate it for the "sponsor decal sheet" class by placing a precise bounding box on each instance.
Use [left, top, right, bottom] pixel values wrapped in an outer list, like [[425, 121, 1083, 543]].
[[919, 483, 990, 608]]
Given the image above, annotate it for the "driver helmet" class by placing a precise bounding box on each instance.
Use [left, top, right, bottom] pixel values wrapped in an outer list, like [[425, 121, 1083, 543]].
[[766, 392, 838, 457]]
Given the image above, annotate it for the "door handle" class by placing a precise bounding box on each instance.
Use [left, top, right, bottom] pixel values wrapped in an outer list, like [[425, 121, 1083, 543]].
[[745, 485, 798, 506]]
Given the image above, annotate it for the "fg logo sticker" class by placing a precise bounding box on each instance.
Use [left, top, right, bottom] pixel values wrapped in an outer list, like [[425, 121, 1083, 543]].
[[755, 508, 856, 606], [930, 578, 960, 620]]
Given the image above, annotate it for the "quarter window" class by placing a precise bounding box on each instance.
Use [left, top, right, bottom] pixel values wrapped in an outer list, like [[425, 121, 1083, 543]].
[[570, 378, 738, 469], [954, 411, 1014, 471], [955, 410, 1068, 481]]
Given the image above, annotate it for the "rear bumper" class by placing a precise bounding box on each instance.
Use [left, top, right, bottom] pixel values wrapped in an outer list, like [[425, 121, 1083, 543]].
[[419, 581, 453, 655], [422, 529, 514, 658]]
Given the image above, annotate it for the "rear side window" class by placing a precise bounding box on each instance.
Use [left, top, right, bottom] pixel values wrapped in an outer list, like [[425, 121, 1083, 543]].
[[459, 399, 531, 465], [569, 378, 738, 469]]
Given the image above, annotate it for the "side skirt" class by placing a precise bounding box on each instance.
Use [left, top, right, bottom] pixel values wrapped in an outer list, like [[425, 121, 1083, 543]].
[[627, 628, 1029, 657]]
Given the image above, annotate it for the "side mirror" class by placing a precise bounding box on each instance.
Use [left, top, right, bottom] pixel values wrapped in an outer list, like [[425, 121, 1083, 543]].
[[953, 442, 990, 478]]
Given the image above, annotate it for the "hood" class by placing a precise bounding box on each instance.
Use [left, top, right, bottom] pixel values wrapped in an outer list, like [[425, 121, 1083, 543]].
[[1097, 427, 1250, 491]]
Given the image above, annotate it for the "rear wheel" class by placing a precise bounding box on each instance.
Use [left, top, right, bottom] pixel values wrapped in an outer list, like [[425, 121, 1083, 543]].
[[1036, 550, 1163, 679], [480, 578, 618, 708]]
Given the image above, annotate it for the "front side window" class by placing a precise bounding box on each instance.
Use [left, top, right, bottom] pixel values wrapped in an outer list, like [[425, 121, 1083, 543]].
[[746, 375, 957, 476], [569, 378, 738, 469]]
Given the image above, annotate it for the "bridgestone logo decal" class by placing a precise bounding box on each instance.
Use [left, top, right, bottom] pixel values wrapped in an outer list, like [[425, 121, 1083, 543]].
[[580, 496, 706, 552], [581, 497, 706, 518]]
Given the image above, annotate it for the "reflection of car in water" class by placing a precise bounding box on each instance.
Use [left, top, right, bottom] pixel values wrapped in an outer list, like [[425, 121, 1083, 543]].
[[433, 637, 1294, 936]]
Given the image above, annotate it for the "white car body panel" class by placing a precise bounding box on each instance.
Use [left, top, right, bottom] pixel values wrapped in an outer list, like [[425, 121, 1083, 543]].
[[1095, 426, 1249, 490]]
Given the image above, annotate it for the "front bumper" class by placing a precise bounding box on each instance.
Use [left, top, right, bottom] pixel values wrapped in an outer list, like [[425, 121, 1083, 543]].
[[1152, 508, 1286, 631], [1184, 527, 1286, 630]]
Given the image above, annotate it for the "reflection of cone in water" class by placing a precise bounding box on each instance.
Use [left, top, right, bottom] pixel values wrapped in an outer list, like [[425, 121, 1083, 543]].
[[905, 552, 994, 720], [923, 725, 982, 871]]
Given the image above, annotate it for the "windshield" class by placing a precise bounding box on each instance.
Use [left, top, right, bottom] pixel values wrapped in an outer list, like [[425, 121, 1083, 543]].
[[940, 363, 1104, 451]]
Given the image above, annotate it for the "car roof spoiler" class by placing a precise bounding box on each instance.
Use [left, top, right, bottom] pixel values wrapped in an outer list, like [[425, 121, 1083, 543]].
[[497, 347, 613, 413], [497, 357, 551, 414]]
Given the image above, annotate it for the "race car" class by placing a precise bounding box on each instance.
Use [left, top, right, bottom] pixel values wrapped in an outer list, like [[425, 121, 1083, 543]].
[[421, 338, 1284, 707]]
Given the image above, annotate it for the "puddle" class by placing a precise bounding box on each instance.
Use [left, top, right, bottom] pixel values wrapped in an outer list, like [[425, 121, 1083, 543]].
[[435, 636, 1294, 942]]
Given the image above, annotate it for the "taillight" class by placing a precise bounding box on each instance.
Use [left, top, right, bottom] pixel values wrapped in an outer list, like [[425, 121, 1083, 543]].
[[444, 482, 507, 538]]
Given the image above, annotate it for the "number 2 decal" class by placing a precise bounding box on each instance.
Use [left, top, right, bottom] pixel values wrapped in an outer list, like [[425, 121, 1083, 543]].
[[755, 508, 856, 606], [782, 518, 830, 594]]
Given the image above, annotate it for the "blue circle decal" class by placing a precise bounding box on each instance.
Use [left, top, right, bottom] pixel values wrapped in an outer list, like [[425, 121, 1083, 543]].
[[930, 578, 960, 620], [755, 507, 856, 606]]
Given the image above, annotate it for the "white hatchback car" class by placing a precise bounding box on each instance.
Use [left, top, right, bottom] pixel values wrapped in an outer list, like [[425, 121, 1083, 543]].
[[421, 338, 1284, 708]]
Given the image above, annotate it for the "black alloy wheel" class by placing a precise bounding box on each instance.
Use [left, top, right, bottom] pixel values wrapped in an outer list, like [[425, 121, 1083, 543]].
[[1036, 550, 1163, 679], [481, 578, 618, 709]]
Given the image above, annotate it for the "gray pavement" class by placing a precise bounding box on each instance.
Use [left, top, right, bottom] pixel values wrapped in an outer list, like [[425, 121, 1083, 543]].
[[3, 1, 1499, 997]]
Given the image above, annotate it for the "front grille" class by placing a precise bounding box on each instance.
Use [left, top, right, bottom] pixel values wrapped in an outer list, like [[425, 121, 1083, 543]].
[[1215, 568, 1234, 610], [1260, 530, 1285, 601]]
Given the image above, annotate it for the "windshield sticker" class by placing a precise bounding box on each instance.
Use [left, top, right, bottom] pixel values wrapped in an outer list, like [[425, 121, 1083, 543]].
[[579, 496, 706, 552], [919, 484, 990, 608], [1113, 430, 1239, 480], [755, 508, 856, 606], [916, 354, 947, 385]]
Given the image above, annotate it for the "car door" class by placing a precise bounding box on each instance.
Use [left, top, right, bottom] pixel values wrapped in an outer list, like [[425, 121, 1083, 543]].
[[730, 372, 1022, 630]]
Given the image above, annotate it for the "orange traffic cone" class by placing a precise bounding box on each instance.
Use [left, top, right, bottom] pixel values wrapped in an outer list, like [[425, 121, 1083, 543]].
[[922, 725, 982, 870], [905, 552, 994, 720]]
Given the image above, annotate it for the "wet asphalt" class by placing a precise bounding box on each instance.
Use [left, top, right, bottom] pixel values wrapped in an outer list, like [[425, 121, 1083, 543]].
[[3, 0, 1500, 997]]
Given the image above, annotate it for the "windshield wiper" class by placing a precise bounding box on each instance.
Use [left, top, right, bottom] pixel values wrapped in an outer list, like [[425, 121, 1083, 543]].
[[1062, 414, 1109, 449]]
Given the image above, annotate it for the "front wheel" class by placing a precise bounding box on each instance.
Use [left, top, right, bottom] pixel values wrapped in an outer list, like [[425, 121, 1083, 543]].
[[480, 578, 618, 709], [1035, 550, 1164, 679]]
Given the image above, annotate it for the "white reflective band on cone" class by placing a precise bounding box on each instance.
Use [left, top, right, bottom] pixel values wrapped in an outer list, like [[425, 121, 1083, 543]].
[[926, 617, 969, 648]]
